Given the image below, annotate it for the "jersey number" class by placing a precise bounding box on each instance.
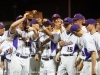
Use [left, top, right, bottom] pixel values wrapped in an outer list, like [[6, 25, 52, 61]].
[[67, 47, 73, 52]]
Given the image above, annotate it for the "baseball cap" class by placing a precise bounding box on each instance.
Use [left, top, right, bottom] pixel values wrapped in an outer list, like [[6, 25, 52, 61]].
[[16, 15, 23, 20], [84, 19, 97, 26], [43, 20, 53, 26], [51, 14, 61, 20], [63, 17, 73, 25], [73, 14, 84, 20], [30, 19, 38, 26], [16, 15, 28, 23], [0, 22, 5, 28], [70, 24, 80, 33]]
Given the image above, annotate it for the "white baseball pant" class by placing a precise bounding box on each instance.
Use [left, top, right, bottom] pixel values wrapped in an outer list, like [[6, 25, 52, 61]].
[[40, 58, 56, 75], [57, 56, 77, 75], [80, 61, 98, 75], [10, 54, 30, 75]]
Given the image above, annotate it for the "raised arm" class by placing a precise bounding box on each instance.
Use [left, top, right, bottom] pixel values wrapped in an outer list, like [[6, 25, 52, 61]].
[[9, 13, 29, 33]]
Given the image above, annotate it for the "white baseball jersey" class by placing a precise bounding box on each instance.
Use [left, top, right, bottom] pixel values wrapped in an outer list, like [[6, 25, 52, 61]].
[[0, 31, 12, 75], [0, 40, 16, 60], [92, 32, 100, 51], [39, 30, 60, 57], [51, 29, 61, 43], [79, 33, 98, 60], [91, 32, 100, 75], [10, 28, 35, 75], [0, 31, 9, 43], [39, 30, 61, 75], [0, 31, 9, 58], [58, 30, 79, 55], [10, 28, 34, 56], [78, 26, 88, 59]]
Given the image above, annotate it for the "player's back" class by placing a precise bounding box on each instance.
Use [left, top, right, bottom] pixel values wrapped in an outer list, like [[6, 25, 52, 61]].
[[91, 32, 100, 51]]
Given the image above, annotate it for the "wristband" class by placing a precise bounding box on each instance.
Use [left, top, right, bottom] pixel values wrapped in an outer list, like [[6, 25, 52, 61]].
[[42, 25, 46, 30]]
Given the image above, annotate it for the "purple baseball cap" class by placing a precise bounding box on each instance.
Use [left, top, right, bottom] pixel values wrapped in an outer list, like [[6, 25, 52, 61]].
[[16, 15, 23, 20], [0, 22, 5, 28], [70, 24, 80, 33], [84, 19, 97, 26], [16, 15, 27, 24], [73, 14, 84, 20], [63, 17, 73, 25], [30, 19, 38, 26], [43, 20, 53, 26], [51, 14, 61, 20]]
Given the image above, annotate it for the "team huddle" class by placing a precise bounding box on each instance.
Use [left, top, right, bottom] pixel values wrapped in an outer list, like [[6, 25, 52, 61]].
[[0, 12, 100, 75]]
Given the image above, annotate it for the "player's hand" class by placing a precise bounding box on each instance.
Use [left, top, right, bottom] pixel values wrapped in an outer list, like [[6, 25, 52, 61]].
[[32, 10, 37, 14], [55, 55, 60, 63], [35, 54, 39, 61], [1, 65, 5, 70], [59, 40, 65, 46], [8, 37, 13, 41], [23, 13, 30, 19], [77, 62, 83, 71], [27, 26, 36, 32], [43, 18, 48, 22], [0, 49, 2, 53], [73, 60, 78, 68], [92, 69, 96, 75]]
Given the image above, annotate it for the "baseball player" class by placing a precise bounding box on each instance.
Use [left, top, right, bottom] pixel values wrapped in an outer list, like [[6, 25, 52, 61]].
[[85, 19, 100, 75], [51, 14, 64, 74], [70, 24, 98, 75], [51, 14, 65, 33], [0, 22, 10, 75], [0, 37, 16, 75], [56, 17, 79, 75], [29, 19, 40, 75], [72, 14, 88, 73], [9, 13, 38, 75], [96, 18, 100, 74], [35, 19, 60, 75], [96, 18, 100, 34], [73, 13, 87, 32]]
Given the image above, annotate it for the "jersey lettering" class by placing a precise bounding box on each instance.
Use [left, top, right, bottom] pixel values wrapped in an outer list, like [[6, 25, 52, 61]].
[[67, 47, 73, 52]]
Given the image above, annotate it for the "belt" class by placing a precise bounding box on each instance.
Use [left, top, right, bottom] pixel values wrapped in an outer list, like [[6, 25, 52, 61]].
[[42, 56, 54, 61], [25, 42, 31, 47], [6, 59, 11, 61], [84, 60, 91, 62], [31, 55, 35, 57], [16, 53, 29, 59], [61, 54, 73, 56]]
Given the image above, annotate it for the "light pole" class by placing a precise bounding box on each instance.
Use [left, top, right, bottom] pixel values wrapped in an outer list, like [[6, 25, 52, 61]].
[[68, 0, 71, 17]]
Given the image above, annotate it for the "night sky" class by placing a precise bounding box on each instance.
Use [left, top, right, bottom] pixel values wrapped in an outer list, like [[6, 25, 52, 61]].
[[0, 0, 100, 21]]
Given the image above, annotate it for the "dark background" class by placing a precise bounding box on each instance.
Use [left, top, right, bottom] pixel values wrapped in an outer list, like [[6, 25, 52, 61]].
[[0, 0, 100, 21]]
